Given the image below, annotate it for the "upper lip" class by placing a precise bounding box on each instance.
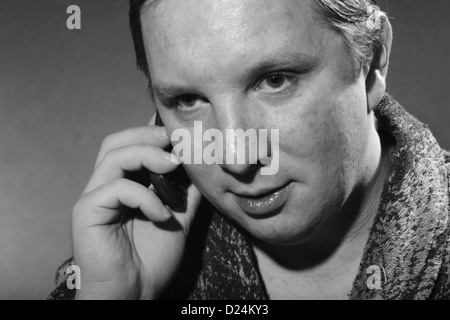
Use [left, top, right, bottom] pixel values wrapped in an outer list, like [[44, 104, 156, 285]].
[[232, 182, 289, 198]]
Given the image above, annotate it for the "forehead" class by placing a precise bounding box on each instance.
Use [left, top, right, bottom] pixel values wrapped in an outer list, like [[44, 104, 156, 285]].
[[141, 0, 332, 81]]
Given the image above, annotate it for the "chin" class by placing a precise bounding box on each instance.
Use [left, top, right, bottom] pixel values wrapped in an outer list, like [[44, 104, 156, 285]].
[[248, 228, 312, 247], [239, 210, 325, 247]]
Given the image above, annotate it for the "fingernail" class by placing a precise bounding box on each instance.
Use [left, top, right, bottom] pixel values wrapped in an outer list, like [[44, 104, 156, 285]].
[[164, 153, 182, 165], [154, 126, 168, 138], [161, 206, 172, 218]]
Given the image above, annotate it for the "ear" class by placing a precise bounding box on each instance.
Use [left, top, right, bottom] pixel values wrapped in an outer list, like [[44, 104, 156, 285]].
[[366, 14, 393, 112]]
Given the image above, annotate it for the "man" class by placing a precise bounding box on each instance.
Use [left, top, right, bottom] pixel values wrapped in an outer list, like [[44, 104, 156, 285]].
[[49, 0, 450, 300]]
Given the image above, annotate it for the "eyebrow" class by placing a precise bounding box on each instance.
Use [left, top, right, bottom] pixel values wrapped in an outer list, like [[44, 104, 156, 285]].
[[152, 51, 318, 100], [244, 52, 317, 78], [152, 84, 191, 102]]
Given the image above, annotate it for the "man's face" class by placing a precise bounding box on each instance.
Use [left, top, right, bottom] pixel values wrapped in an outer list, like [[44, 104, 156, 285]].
[[142, 0, 373, 245]]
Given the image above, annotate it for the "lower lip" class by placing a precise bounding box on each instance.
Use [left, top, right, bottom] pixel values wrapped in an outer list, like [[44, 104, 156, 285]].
[[234, 184, 291, 216]]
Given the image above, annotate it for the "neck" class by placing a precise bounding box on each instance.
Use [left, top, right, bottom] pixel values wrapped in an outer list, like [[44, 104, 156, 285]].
[[252, 130, 394, 271]]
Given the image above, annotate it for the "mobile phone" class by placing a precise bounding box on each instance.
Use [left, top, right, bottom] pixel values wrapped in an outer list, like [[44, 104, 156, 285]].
[[149, 112, 190, 212]]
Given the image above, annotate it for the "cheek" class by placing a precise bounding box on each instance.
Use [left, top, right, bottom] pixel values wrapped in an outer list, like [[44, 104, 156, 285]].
[[185, 164, 212, 188], [305, 114, 351, 200], [283, 106, 348, 169], [282, 87, 368, 187], [184, 163, 225, 205]]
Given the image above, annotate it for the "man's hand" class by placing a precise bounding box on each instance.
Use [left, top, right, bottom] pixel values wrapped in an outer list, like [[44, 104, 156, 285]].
[[72, 115, 202, 299]]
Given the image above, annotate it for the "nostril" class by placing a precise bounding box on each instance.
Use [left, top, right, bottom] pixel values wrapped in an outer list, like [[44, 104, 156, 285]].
[[259, 154, 272, 166], [219, 162, 262, 184]]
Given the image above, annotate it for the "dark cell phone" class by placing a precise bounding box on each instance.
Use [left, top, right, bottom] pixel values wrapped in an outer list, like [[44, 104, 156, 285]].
[[149, 112, 190, 212]]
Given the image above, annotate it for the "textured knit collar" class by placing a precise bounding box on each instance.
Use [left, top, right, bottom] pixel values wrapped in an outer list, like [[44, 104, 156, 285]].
[[349, 94, 449, 299]]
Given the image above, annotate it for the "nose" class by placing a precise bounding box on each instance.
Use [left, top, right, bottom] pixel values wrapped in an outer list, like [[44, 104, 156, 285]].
[[210, 98, 271, 176], [219, 131, 260, 175]]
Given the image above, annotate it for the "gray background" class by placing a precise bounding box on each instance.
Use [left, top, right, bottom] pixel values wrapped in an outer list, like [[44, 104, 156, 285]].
[[0, 0, 449, 299]]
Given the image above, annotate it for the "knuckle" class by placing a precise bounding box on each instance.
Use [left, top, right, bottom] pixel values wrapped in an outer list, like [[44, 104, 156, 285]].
[[96, 133, 119, 165], [97, 147, 121, 168], [100, 133, 116, 151], [102, 147, 119, 161], [72, 197, 88, 217], [100, 130, 128, 153]]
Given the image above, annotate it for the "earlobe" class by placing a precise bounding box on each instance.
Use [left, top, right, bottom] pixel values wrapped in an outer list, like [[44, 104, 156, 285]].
[[366, 14, 393, 112]]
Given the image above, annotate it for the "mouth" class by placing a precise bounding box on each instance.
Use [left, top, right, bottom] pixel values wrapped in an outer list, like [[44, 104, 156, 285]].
[[233, 182, 291, 216]]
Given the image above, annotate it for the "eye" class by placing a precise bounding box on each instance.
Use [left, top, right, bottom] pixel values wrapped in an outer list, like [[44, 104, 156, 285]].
[[255, 73, 299, 96], [170, 94, 210, 119], [177, 94, 205, 108]]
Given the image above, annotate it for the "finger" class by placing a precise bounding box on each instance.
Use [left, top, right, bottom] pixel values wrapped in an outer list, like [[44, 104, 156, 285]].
[[85, 144, 181, 194], [95, 125, 170, 168], [74, 178, 173, 227]]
